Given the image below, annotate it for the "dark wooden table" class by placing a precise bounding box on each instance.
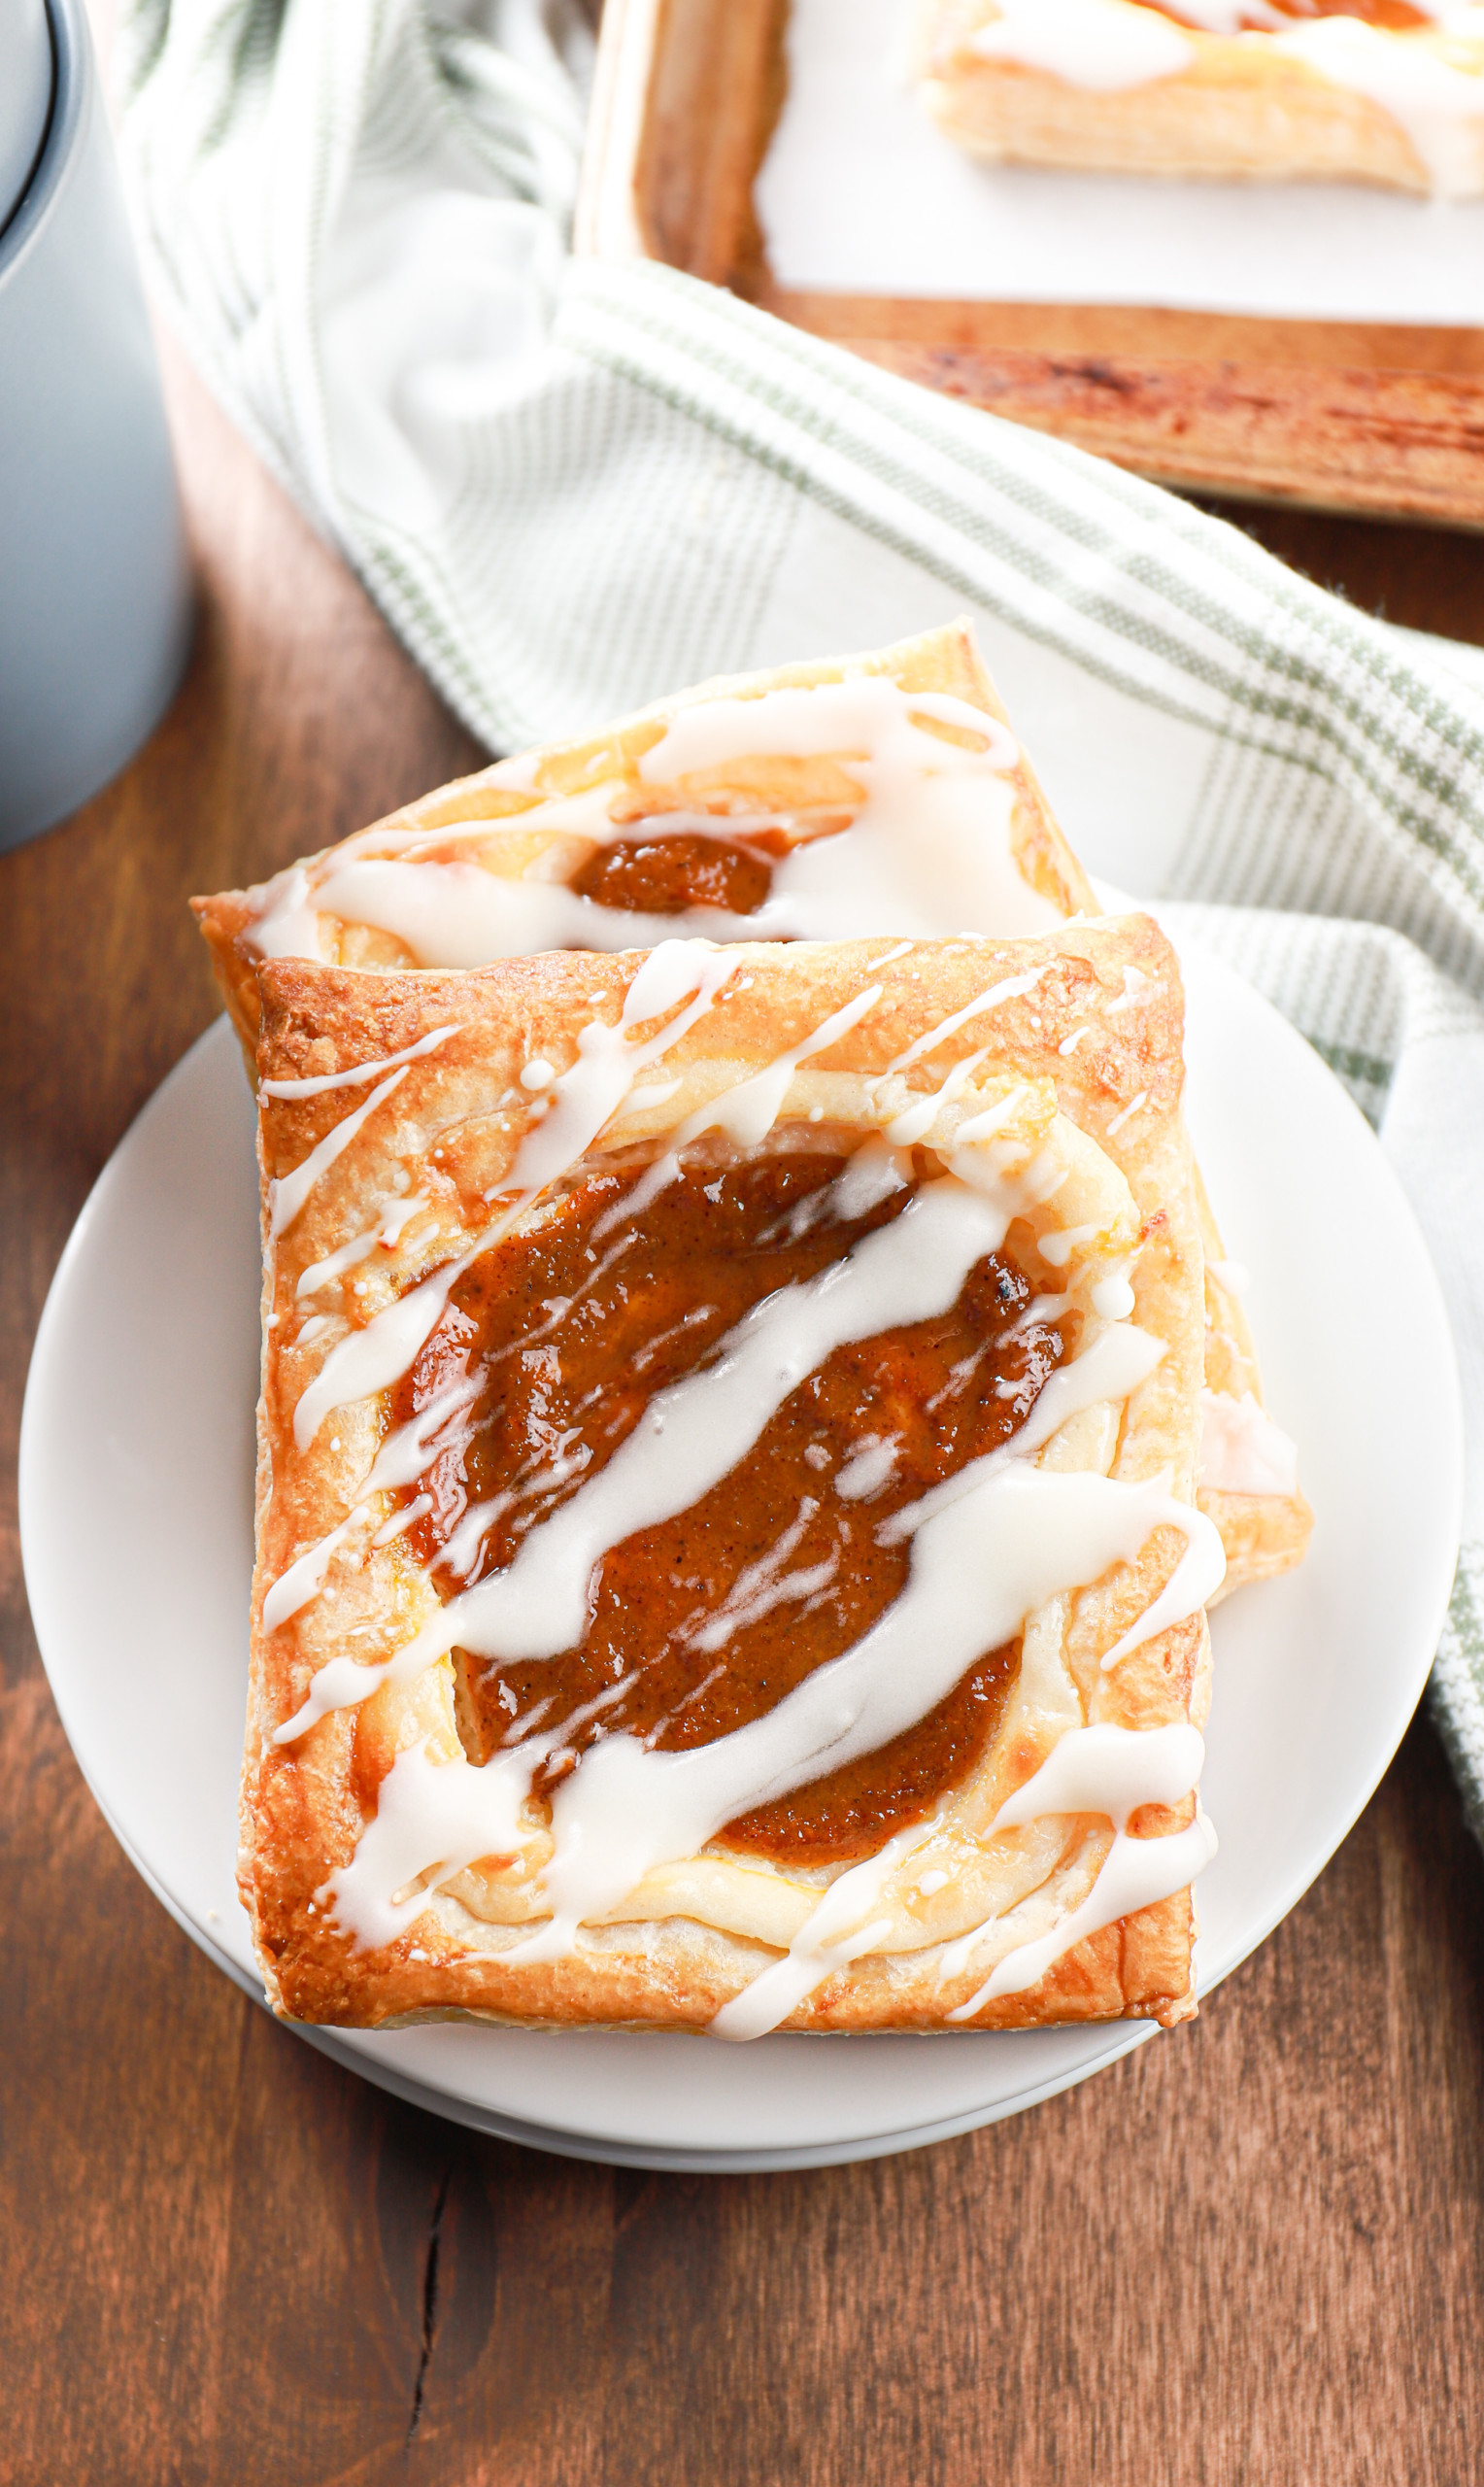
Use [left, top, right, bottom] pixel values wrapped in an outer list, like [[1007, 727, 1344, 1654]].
[[3, 332, 1483, 2486]]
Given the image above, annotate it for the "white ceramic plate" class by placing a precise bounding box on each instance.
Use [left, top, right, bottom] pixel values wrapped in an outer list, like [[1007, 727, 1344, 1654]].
[[19, 947, 1463, 2170]]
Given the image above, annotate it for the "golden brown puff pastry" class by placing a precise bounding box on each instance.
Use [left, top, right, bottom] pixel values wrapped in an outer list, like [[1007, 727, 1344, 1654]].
[[193, 619, 1091, 1063], [914, 0, 1484, 199], [192, 621, 1311, 1601], [247, 919, 1227, 2035]]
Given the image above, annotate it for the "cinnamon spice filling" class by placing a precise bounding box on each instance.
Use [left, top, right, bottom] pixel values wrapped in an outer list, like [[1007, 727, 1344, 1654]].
[[388, 1151, 1066, 1862]]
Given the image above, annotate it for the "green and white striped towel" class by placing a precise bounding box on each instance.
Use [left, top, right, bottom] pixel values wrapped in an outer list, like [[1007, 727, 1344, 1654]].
[[117, 0, 1484, 1832]]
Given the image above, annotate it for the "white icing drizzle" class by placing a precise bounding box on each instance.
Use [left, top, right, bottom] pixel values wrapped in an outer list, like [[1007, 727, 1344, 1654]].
[[295, 1192, 431, 1301], [260, 1026, 456, 1100], [1097, 1483, 1226, 1667], [949, 1813, 1216, 2015], [243, 677, 1060, 966], [968, 0, 1196, 91], [675, 981, 887, 1149], [1090, 1260, 1136, 1322], [685, 1500, 838, 1654], [321, 1738, 534, 1949], [1105, 965, 1149, 1014], [362, 1374, 485, 1499], [720, 702, 1055, 938], [882, 970, 1043, 1077], [496, 940, 740, 1203], [884, 1043, 1005, 1146], [291, 1247, 483, 1454], [834, 1436, 900, 1500], [1273, 16, 1484, 197], [281, 1319, 1172, 1781], [442, 1498, 511, 1582], [709, 1819, 936, 2042], [250, 866, 322, 962], [1104, 1089, 1148, 1139], [297, 1228, 380, 1299], [307, 859, 741, 966], [940, 1721, 1210, 2014], [286, 954, 920, 1719], [591, 1150, 680, 1237], [636, 679, 1016, 780], [263, 1382, 484, 1639], [826, 1133, 914, 1219], [372, 1494, 432, 1548], [881, 1439, 1220, 1676], [297, 1227, 380, 1300], [946, 1135, 1066, 1245], [624, 1078, 683, 1112], [952, 1090, 1053, 1152], [1037, 1221, 1097, 1269], [985, 1719, 1206, 1836], [1199, 1387, 1299, 1497], [267, 1068, 408, 1242], [262, 1505, 370, 1632]]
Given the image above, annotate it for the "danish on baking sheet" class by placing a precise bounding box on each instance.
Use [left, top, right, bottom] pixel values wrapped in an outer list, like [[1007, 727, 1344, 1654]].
[[913, 0, 1484, 198], [248, 922, 1227, 2034], [193, 620, 1311, 1600]]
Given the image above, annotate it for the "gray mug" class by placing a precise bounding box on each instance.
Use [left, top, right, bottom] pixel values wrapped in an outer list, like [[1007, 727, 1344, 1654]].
[[0, 0, 191, 850]]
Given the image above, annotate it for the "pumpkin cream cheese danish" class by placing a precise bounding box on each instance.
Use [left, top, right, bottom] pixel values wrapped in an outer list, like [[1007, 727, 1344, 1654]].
[[914, 0, 1484, 199], [193, 621, 1310, 1602], [247, 922, 1228, 2034]]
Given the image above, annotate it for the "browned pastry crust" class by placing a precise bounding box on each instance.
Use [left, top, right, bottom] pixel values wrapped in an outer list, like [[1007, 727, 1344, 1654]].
[[915, 0, 1484, 196], [247, 919, 1214, 2033], [194, 619, 1094, 1063]]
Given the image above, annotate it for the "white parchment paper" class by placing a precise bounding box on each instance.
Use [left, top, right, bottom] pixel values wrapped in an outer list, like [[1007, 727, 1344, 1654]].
[[756, 0, 1484, 324]]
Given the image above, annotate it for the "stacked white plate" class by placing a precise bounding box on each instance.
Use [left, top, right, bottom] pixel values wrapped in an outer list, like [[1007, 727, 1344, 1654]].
[[20, 936, 1461, 2170]]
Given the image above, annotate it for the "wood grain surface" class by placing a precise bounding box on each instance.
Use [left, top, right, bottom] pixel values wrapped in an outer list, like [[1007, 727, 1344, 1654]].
[[3, 330, 1484, 2487], [807, 321, 1484, 530]]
